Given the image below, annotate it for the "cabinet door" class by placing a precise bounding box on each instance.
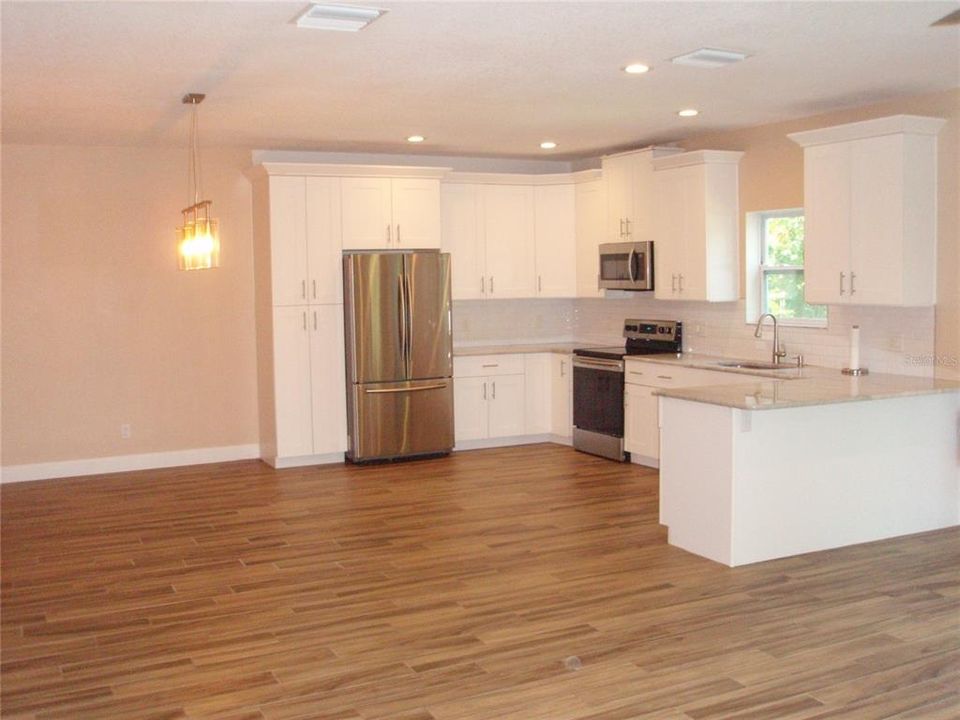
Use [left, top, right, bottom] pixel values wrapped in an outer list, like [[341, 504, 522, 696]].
[[273, 306, 314, 458], [550, 354, 572, 437], [630, 151, 656, 243], [803, 143, 851, 304], [677, 164, 707, 301], [454, 376, 488, 442], [441, 184, 484, 300], [269, 176, 308, 306], [624, 383, 659, 459], [309, 306, 348, 455], [392, 178, 442, 249], [341, 177, 393, 249], [523, 354, 551, 435], [603, 154, 633, 243], [575, 179, 605, 298], [534, 185, 577, 297], [487, 374, 526, 438], [653, 167, 685, 300], [849, 135, 903, 305], [305, 178, 343, 305], [481, 185, 535, 298]]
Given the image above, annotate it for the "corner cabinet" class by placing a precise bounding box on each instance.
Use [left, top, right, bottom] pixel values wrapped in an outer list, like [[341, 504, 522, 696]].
[[788, 115, 945, 306], [652, 150, 743, 302], [602, 147, 682, 245]]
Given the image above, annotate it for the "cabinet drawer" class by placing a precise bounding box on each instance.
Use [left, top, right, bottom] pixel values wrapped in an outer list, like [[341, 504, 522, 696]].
[[625, 361, 738, 389], [454, 354, 526, 378]]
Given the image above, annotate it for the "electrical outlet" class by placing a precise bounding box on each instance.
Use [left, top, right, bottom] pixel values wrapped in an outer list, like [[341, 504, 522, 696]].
[[120, 423, 132, 439]]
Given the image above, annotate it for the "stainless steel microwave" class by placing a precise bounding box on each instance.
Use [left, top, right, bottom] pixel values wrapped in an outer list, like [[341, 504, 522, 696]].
[[598, 241, 654, 291]]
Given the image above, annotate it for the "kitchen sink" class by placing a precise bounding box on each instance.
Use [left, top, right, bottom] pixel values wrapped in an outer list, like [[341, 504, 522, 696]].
[[716, 361, 793, 371]]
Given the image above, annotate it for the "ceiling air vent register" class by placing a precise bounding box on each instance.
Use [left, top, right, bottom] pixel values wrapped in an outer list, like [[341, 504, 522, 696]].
[[295, 3, 386, 32], [671, 48, 749, 68]]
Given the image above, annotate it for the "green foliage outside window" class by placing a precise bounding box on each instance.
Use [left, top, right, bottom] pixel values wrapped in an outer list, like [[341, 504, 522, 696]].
[[762, 215, 827, 322]]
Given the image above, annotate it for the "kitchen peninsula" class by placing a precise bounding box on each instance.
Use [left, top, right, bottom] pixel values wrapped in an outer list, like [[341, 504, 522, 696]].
[[656, 373, 960, 566]]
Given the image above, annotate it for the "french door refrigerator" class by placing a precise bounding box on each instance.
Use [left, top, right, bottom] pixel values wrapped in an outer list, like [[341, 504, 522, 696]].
[[343, 251, 454, 462]]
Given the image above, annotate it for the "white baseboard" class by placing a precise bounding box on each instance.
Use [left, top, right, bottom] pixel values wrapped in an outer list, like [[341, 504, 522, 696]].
[[266, 452, 345, 469], [454, 434, 568, 451], [1, 444, 261, 484], [631, 453, 659, 469]]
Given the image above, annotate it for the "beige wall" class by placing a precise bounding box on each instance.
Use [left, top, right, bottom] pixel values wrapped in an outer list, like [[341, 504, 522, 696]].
[[1, 145, 259, 465], [680, 88, 960, 379]]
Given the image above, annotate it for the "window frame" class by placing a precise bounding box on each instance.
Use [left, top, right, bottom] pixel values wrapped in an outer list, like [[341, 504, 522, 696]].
[[745, 208, 828, 329]]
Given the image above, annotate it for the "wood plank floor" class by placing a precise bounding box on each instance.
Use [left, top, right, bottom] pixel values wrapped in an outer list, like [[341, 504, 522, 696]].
[[2, 444, 958, 719]]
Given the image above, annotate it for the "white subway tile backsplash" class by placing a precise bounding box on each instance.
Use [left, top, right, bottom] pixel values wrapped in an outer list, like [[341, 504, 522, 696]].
[[453, 296, 935, 377]]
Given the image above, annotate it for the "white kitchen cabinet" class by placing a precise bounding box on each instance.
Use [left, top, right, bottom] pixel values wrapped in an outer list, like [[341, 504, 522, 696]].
[[534, 184, 577, 297], [575, 176, 605, 298], [523, 354, 551, 435], [441, 183, 484, 300], [624, 360, 756, 466], [272, 305, 347, 459], [653, 151, 742, 302], [789, 115, 944, 306], [550, 353, 572, 438], [482, 185, 536, 298], [602, 147, 682, 245], [264, 176, 342, 306], [453, 355, 526, 443], [341, 177, 441, 250]]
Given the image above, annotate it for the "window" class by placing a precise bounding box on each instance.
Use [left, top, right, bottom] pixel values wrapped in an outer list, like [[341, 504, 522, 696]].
[[747, 209, 827, 327]]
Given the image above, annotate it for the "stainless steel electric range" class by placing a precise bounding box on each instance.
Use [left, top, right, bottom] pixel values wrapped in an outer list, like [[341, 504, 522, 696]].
[[572, 319, 682, 462]]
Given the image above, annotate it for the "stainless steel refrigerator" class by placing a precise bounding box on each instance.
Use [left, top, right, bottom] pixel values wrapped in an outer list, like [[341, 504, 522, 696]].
[[343, 251, 454, 462]]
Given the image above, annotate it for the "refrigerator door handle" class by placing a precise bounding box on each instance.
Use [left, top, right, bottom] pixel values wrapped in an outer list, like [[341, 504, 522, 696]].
[[398, 273, 408, 377], [403, 271, 413, 377], [364, 383, 448, 394]]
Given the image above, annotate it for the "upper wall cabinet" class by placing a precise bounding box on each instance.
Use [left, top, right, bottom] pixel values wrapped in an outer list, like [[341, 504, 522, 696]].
[[254, 175, 342, 307], [441, 174, 578, 300], [602, 147, 682, 245], [789, 115, 945, 306], [653, 150, 743, 302], [341, 176, 442, 250], [574, 173, 605, 298]]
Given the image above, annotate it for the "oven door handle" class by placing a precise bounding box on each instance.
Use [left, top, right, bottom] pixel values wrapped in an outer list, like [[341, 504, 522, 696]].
[[573, 357, 624, 373]]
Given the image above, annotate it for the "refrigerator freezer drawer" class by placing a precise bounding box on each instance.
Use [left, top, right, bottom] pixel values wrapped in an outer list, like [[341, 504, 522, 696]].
[[347, 378, 454, 462]]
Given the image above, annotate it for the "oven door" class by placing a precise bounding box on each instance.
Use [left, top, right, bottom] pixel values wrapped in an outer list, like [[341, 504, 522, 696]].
[[598, 242, 653, 291], [572, 356, 625, 436]]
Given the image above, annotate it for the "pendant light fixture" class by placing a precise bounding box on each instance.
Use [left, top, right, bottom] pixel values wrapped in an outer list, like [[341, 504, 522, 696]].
[[176, 93, 220, 270]]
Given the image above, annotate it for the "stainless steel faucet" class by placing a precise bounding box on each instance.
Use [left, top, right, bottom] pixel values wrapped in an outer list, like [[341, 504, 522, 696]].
[[754, 313, 787, 365]]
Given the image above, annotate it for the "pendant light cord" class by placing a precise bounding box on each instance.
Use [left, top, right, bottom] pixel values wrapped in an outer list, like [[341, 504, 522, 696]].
[[186, 100, 204, 209]]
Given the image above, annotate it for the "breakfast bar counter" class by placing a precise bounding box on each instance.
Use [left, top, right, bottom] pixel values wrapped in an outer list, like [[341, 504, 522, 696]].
[[655, 372, 960, 567]]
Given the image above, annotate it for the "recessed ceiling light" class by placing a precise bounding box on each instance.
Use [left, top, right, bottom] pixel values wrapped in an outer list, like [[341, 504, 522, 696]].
[[623, 63, 650, 75], [540, 141, 557, 150], [295, 3, 386, 32], [672, 48, 748, 68], [677, 109, 699, 118], [406, 135, 425, 143]]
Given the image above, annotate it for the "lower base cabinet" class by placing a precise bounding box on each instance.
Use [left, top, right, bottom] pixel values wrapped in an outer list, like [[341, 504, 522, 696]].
[[453, 355, 526, 443], [624, 383, 659, 459], [270, 304, 347, 461]]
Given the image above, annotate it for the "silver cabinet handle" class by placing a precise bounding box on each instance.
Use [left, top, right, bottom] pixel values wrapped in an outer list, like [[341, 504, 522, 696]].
[[840, 272, 846, 296], [301, 280, 306, 299], [482, 381, 487, 400], [678, 274, 684, 293], [538, 275, 542, 293], [313, 311, 317, 331], [481, 276, 485, 294], [850, 271, 856, 295], [625, 218, 631, 236], [365, 383, 448, 394], [481, 363, 498, 368], [302, 311, 307, 331], [489, 277, 494, 294], [672, 274, 677, 292], [396, 225, 400, 245], [492, 380, 496, 400], [560, 360, 565, 377], [387, 224, 392, 244], [619, 218, 625, 238], [657, 375, 673, 380], [629, 370, 644, 376], [312, 280, 316, 299]]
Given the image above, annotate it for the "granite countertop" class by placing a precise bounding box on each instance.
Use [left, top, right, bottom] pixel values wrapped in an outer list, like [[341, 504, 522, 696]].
[[623, 352, 825, 380], [654, 373, 960, 411], [453, 343, 580, 356]]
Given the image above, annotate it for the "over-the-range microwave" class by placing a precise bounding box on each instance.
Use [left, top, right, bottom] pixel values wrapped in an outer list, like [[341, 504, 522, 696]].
[[598, 241, 654, 291]]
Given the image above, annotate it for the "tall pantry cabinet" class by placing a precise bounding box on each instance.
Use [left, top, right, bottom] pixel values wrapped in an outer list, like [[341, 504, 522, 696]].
[[250, 168, 348, 467]]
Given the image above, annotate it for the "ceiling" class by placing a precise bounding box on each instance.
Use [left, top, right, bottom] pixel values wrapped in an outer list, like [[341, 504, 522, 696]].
[[2, 1, 958, 159]]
